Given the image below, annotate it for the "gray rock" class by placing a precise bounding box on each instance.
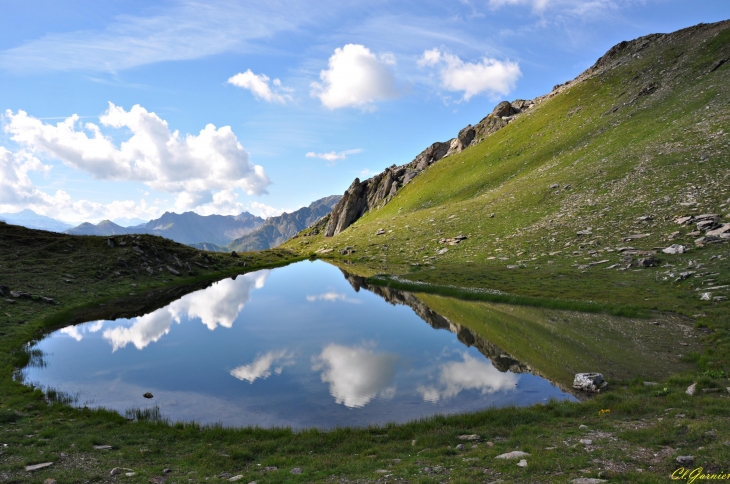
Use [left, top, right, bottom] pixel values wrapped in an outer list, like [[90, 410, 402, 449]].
[[573, 373, 607, 393], [166, 266, 181, 276], [686, 383, 697, 395], [577, 229, 593, 236], [676, 455, 694, 465], [495, 451, 530, 459], [700, 292, 712, 301], [93, 445, 112, 450], [230, 250, 240, 258], [638, 257, 659, 267], [492, 101, 518, 117], [228, 476, 244, 482], [290, 468, 303, 474], [662, 244, 686, 254], [107, 238, 114, 248], [570, 479, 608, 484], [516, 459, 528, 468], [457, 434, 480, 440], [110, 468, 133, 476], [43, 480, 57, 484], [455, 444, 465, 451], [25, 462, 53, 472], [579, 439, 593, 445], [550, 183, 560, 189]]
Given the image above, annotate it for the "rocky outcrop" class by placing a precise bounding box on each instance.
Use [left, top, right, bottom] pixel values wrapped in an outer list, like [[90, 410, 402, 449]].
[[324, 98, 535, 236]]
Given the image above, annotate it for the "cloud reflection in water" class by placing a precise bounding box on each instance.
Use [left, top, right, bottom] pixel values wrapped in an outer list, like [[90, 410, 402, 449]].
[[230, 349, 294, 383], [102, 271, 269, 351], [417, 352, 518, 403], [313, 344, 397, 408]]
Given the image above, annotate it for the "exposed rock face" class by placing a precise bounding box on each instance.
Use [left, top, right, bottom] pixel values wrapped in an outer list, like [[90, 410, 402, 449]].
[[324, 98, 534, 237]]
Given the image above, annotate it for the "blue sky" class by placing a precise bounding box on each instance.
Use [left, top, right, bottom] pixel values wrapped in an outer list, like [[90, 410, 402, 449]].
[[0, 0, 727, 224]]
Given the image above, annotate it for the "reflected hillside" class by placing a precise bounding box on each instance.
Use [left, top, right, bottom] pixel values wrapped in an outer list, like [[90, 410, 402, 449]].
[[342, 270, 702, 392]]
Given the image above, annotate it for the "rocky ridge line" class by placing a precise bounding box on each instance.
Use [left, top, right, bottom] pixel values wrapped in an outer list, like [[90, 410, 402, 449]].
[[324, 99, 535, 236]]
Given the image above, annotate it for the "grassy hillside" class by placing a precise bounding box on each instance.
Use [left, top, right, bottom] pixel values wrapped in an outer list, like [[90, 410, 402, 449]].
[[284, 21, 730, 327]]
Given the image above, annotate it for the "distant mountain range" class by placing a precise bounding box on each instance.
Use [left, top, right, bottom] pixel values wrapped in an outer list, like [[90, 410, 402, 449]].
[[0, 209, 74, 232], [65, 210, 265, 246], [52, 195, 341, 251], [228, 195, 341, 252]]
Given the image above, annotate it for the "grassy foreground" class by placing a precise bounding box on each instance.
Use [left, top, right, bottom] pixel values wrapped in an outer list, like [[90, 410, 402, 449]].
[[0, 225, 729, 483]]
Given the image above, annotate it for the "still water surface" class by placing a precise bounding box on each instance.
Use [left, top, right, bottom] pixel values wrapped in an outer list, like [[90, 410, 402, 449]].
[[24, 260, 574, 428]]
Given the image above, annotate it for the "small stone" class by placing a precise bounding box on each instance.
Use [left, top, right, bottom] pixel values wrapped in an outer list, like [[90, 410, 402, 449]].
[[162, 468, 172, 474], [489, 213, 495, 218], [662, 244, 686, 255], [230, 251, 240, 258], [643, 381, 658, 386], [550, 183, 560, 189], [700, 292, 712, 301], [686, 383, 697, 396], [263, 466, 277, 472], [229, 476, 243, 482], [579, 424, 588, 429], [676, 456, 694, 465], [486, 441, 494, 447], [458, 434, 480, 441], [107, 238, 115, 248], [455, 444, 465, 451], [495, 451, 530, 459], [93, 445, 112, 450], [143, 392, 153, 399], [290, 468, 302, 474], [43, 480, 57, 484], [125, 472, 136, 477], [148, 478, 164, 484], [219, 473, 232, 478], [25, 462, 53, 472], [517, 459, 528, 468], [570, 479, 608, 484], [579, 439, 593, 445], [166, 266, 181, 276]]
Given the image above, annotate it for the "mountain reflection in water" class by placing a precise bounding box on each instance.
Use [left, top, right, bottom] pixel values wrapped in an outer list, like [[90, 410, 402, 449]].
[[24, 261, 575, 428]]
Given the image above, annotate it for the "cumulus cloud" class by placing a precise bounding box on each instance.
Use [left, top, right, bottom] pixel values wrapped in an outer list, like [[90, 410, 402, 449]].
[[312, 344, 397, 408], [305, 149, 363, 164], [228, 70, 292, 103], [417, 352, 518, 403], [4, 104, 270, 204], [103, 270, 269, 351], [418, 48, 521, 101], [306, 292, 361, 304], [230, 349, 293, 383], [311, 44, 398, 110], [0, 146, 162, 223]]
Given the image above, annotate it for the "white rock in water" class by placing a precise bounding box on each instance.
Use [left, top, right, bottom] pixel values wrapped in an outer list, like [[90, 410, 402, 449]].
[[662, 244, 686, 254], [573, 373, 607, 393]]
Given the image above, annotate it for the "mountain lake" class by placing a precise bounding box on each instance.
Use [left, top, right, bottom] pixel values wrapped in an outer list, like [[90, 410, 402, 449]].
[[20, 260, 701, 429]]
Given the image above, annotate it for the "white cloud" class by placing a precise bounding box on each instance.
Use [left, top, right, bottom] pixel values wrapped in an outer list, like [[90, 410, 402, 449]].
[[0, 146, 162, 224], [103, 270, 269, 351], [249, 201, 293, 218], [305, 149, 363, 163], [0, 1, 311, 73], [312, 344, 397, 408], [418, 48, 521, 101], [417, 352, 518, 403], [306, 292, 361, 304], [230, 349, 293, 383], [228, 70, 292, 104], [4, 103, 270, 204], [311, 44, 399, 110]]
